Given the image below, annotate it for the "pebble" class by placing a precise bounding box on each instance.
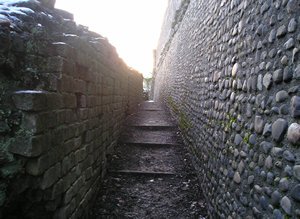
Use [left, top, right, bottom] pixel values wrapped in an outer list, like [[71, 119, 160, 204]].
[[287, 0, 297, 13], [294, 165, 300, 181], [276, 25, 287, 38], [272, 118, 288, 142], [260, 141, 272, 154], [284, 165, 293, 177], [265, 156, 272, 169], [260, 196, 268, 209], [234, 172, 241, 184], [291, 184, 300, 201], [288, 18, 297, 32], [254, 116, 264, 134], [291, 96, 300, 118], [287, 123, 300, 145], [273, 69, 283, 83], [232, 63, 239, 77], [267, 172, 274, 184], [271, 191, 281, 206], [273, 209, 283, 219], [248, 175, 254, 185], [269, 29, 276, 43], [263, 123, 272, 137], [263, 73, 272, 89], [279, 104, 289, 115], [275, 90, 288, 103], [288, 86, 299, 94], [280, 196, 291, 215], [284, 38, 294, 50], [283, 150, 295, 162], [279, 178, 289, 191], [283, 66, 293, 82], [272, 147, 283, 156], [252, 207, 261, 218], [249, 134, 256, 145], [234, 134, 242, 146]]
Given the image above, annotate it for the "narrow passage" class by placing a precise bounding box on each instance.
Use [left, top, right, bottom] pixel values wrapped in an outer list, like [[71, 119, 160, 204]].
[[90, 101, 207, 218]]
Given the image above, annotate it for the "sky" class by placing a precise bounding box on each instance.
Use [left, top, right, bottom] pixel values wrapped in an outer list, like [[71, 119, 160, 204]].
[[55, 0, 168, 78]]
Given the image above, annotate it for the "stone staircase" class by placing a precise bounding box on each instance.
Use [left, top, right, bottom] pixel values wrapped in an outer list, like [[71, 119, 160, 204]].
[[90, 101, 207, 218]]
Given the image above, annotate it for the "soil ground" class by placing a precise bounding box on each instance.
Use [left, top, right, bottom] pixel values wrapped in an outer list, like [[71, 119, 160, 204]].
[[89, 101, 207, 219]]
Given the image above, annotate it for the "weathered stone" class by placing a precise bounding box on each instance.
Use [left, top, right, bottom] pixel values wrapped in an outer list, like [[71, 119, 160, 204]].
[[263, 123, 272, 137], [284, 38, 294, 50], [275, 90, 288, 103], [265, 156, 272, 170], [291, 184, 300, 201], [279, 178, 289, 191], [291, 96, 300, 117], [271, 191, 281, 206], [38, 0, 56, 8], [279, 104, 289, 115], [276, 25, 287, 38], [273, 69, 283, 84], [12, 91, 47, 111], [260, 141, 272, 154], [283, 150, 295, 162], [234, 172, 241, 184], [280, 196, 291, 215], [8, 134, 49, 157], [273, 209, 283, 219], [255, 116, 264, 134], [234, 134, 242, 146], [272, 119, 288, 142], [294, 64, 300, 79], [41, 162, 61, 190], [232, 63, 240, 77], [263, 73, 272, 89], [294, 165, 300, 181], [283, 67, 293, 82], [287, 123, 300, 145]]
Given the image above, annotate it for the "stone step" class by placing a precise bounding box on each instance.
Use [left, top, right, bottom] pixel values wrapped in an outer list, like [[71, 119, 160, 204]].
[[138, 101, 165, 111], [108, 170, 176, 176], [109, 144, 183, 173], [120, 128, 180, 145], [126, 110, 175, 127]]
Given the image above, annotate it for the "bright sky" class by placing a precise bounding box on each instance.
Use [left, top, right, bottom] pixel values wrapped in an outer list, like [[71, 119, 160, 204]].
[[55, 0, 168, 78]]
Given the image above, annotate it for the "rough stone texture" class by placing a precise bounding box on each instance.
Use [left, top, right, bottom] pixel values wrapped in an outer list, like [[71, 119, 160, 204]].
[[287, 123, 300, 145], [272, 119, 288, 142], [0, 1, 143, 218], [153, 0, 300, 218]]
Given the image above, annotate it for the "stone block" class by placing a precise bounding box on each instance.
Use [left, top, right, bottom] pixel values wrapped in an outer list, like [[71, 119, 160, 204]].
[[26, 154, 50, 176], [12, 91, 47, 111], [41, 162, 61, 190], [51, 42, 73, 58], [8, 134, 50, 157], [23, 113, 47, 134], [62, 93, 77, 109]]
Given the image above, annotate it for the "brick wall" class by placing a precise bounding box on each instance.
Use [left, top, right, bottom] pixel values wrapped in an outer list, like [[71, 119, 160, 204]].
[[0, 1, 143, 218], [154, 0, 300, 218]]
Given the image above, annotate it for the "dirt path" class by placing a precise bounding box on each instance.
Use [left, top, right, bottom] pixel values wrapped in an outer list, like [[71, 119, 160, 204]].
[[89, 101, 207, 218]]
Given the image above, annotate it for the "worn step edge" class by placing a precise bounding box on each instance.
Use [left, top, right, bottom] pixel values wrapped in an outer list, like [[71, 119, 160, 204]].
[[139, 109, 165, 111], [108, 169, 177, 176], [119, 142, 180, 147], [126, 125, 177, 130]]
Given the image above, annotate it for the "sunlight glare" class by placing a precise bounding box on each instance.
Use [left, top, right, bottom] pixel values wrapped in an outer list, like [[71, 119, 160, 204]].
[[55, 0, 168, 78]]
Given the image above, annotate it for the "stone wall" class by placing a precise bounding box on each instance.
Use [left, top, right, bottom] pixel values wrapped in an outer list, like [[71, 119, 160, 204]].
[[154, 0, 300, 218], [0, 0, 143, 218]]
